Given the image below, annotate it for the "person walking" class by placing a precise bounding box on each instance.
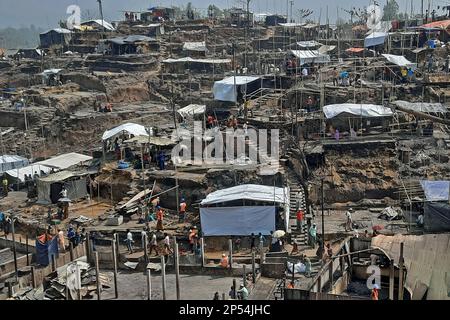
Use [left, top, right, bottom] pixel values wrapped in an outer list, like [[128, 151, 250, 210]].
[[149, 232, 159, 256], [125, 229, 134, 254], [309, 224, 317, 247], [296, 209, 304, 232], [250, 233, 256, 252], [345, 208, 354, 231], [57, 229, 65, 252], [2, 176, 8, 197], [179, 198, 187, 223], [156, 206, 164, 231], [163, 233, 172, 254]]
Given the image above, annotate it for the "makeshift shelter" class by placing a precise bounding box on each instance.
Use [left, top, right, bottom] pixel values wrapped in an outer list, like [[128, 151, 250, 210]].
[[36, 153, 92, 170], [177, 104, 206, 120], [14, 48, 43, 59], [4, 164, 52, 183], [419, 180, 450, 232], [39, 28, 72, 48], [102, 123, 149, 141], [80, 20, 115, 31], [297, 40, 322, 48], [104, 35, 158, 55], [265, 14, 286, 26], [382, 54, 417, 69], [141, 7, 175, 22], [134, 23, 165, 37], [290, 50, 330, 66], [183, 41, 208, 52], [393, 101, 447, 114], [372, 234, 450, 300], [213, 76, 261, 103], [0, 155, 29, 173], [37, 171, 88, 204], [200, 184, 290, 236], [40, 69, 63, 86], [364, 32, 388, 48], [323, 104, 394, 119]]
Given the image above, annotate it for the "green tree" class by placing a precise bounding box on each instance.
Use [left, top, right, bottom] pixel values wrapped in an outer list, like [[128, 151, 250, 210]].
[[382, 0, 399, 21]]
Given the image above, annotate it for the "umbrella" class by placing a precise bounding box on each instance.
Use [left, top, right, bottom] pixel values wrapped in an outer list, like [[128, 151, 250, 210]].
[[372, 225, 383, 231], [272, 230, 286, 238], [58, 197, 72, 203]]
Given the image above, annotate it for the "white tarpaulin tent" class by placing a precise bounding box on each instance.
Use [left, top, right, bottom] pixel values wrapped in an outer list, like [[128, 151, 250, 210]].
[[420, 181, 450, 201], [37, 171, 88, 204], [102, 123, 149, 141], [213, 76, 261, 102], [5, 164, 52, 182], [382, 54, 417, 69], [364, 32, 388, 47], [201, 184, 288, 205], [297, 40, 322, 48], [162, 57, 231, 64], [393, 101, 447, 113], [291, 50, 330, 66], [323, 104, 394, 119], [80, 20, 115, 31], [36, 153, 92, 170], [279, 23, 305, 27], [177, 104, 206, 119], [183, 41, 208, 52], [200, 206, 276, 236], [0, 155, 29, 173], [200, 184, 290, 235]]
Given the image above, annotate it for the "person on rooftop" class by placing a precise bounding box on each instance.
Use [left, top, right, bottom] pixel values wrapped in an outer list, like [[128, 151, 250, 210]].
[[179, 198, 187, 223]]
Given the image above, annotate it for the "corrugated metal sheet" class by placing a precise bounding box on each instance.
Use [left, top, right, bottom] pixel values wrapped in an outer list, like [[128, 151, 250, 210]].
[[371, 234, 450, 300]]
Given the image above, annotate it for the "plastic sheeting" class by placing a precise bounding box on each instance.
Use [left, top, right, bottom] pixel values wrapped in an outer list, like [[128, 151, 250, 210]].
[[393, 101, 447, 114], [420, 180, 450, 201], [201, 184, 289, 205], [4, 164, 52, 182], [81, 20, 115, 31], [163, 57, 231, 64], [323, 104, 394, 119], [364, 32, 388, 47], [37, 174, 87, 204], [36, 153, 92, 170], [183, 41, 208, 52], [102, 123, 149, 141], [200, 206, 276, 236], [0, 155, 29, 173], [35, 236, 59, 266], [297, 40, 322, 48], [382, 54, 416, 68], [290, 50, 330, 66], [424, 202, 450, 233], [177, 104, 206, 118], [213, 76, 261, 102]]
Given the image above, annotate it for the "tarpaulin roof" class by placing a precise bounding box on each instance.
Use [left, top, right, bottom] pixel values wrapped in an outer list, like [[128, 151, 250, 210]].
[[163, 57, 231, 64], [279, 22, 305, 27], [124, 135, 175, 146], [323, 104, 394, 119], [81, 19, 115, 31], [420, 180, 450, 201], [371, 234, 450, 300], [297, 40, 322, 48], [183, 41, 208, 52], [364, 32, 388, 47], [102, 123, 149, 141], [40, 28, 72, 35], [393, 101, 447, 114], [318, 45, 336, 54], [40, 69, 63, 76], [36, 153, 92, 170], [0, 155, 29, 173], [201, 184, 289, 206], [382, 54, 416, 68], [107, 35, 155, 45], [134, 23, 162, 28], [213, 76, 261, 102], [419, 19, 450, 30], [5, 164, 52, 182], [291, 50, 330, 65], [177, 104, 206, 118], [38, 170, 86, 183]]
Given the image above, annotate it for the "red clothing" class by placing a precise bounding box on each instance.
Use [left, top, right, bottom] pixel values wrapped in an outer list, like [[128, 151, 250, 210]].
[[180, 202, 187, 213], [371, 288, 379, 300], [296, 210, 304, 221], [156, 209, 164, 221]]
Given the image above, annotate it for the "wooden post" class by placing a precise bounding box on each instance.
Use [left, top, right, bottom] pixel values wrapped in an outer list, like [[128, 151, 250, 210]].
[[161, 255, 166, 300], [389, 259, 395, 300], [114, 233, 120, 257], [243, 265, 247, 287], [251, 251, 256, 283], [222, 293, 226, 300], [200, 237, 205, 267], [69, 242, 74, 261], [174, 241, 180, 300], [317, 275, 322, 293], [31, 266, 36, 288], [76, 263, 82, 300], [51, 254, 57, 272], [398, 242, 404, 300], [328, 259, 333, 293], [94, 251, 101, 300], [85, 232, 91, 262], [26, 235, 29, 266], [228, 239, 233, 269], [147, 267, 152, 300], [143, 234, 148, 264], [259, 241, 263, 260], [111, 238, 119, 299], [233, 279, 237, 300]]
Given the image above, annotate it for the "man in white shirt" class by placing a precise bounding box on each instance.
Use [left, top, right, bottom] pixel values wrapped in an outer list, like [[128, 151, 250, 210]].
[[345, 208, 354, 231], [163, 233, 172, 254], [149, 233, 159, 256], [126, 229, 134, 253], [302, 67, 308, 77]]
